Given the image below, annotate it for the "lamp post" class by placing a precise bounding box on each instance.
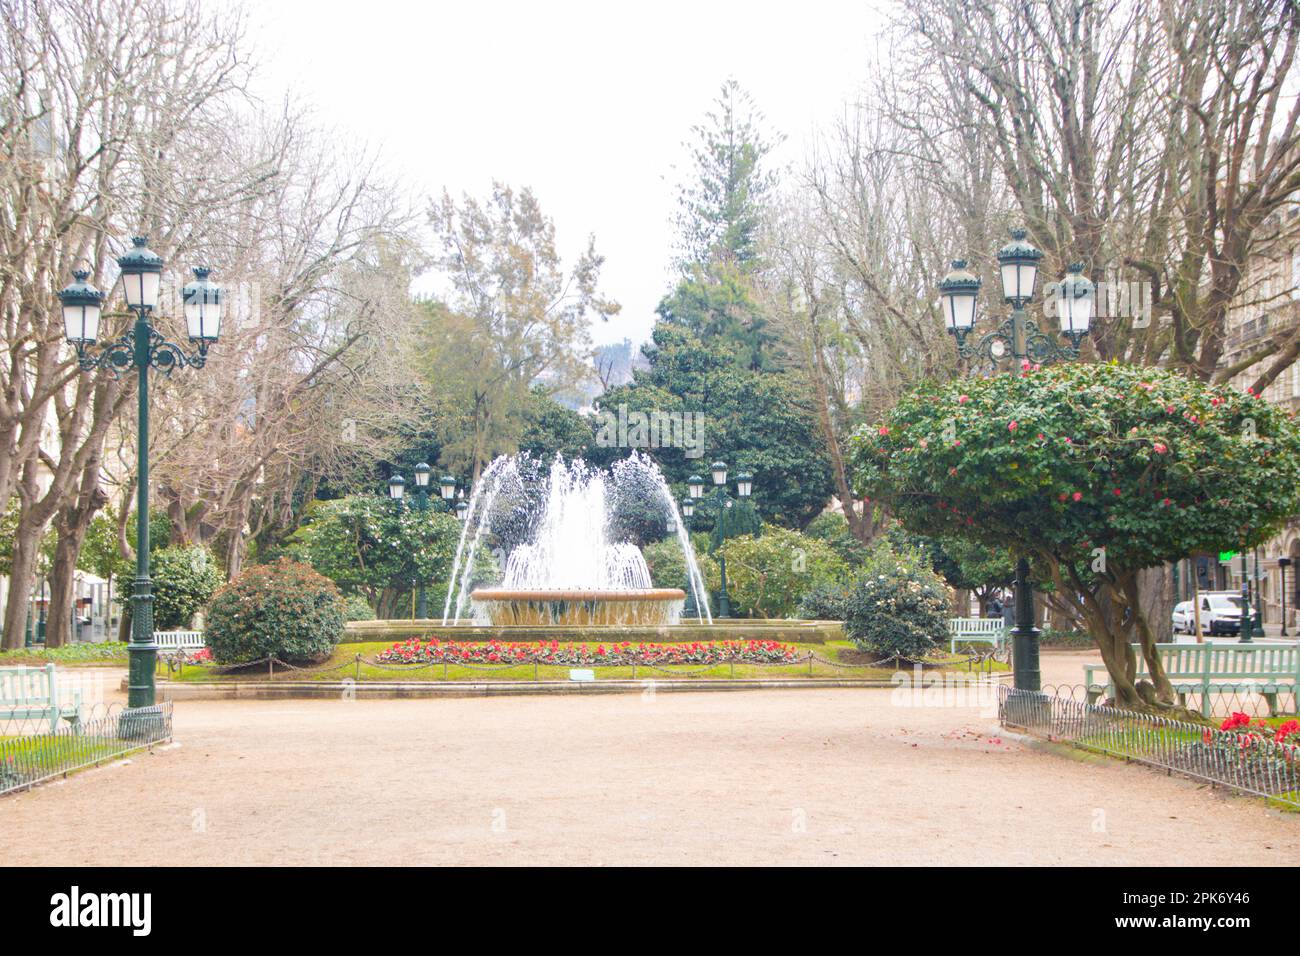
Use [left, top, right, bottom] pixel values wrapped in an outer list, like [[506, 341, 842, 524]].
[[1278, 556, 1291, 638], [1252, 546, 1266, 639], [680, 496, 698, 618], [1239, 549, 1253, 644], [387, 464, 456, 619], [940, 228, 1094, 692], [691, 461, 758, 619], [59, 238, 221, 709]]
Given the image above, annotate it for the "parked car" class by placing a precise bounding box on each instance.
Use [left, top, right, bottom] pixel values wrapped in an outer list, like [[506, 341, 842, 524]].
[[1171, 593, 1246, 636]]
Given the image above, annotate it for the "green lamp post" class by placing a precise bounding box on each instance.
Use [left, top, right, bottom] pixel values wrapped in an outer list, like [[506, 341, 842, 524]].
[[389, 464, 457, 618], [693, 460, 759, 619], [59, 238, 222, 710], [940, 228, 1094, 692], [680, 496, 699, 618]]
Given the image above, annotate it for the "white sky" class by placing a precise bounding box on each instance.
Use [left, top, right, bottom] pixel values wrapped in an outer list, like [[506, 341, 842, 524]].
[[244, 0, 884, 346]]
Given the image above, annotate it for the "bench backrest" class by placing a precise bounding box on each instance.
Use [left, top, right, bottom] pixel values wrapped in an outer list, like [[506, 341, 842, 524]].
[[948, 618, 1005, 635], [0, 664, 56, 706], [1133, 643, 1299, 680], [154, 630, 205, 649]]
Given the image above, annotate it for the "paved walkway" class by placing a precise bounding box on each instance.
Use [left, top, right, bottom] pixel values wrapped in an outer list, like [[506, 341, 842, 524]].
[[1, 656, 1296, 865]]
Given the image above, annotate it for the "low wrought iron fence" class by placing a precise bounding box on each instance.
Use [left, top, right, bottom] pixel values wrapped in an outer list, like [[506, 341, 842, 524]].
[[1000, 687, 1300, 809], [0, 700, 173, 796]]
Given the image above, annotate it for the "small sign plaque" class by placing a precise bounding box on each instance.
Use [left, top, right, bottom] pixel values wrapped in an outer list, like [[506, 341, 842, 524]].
[[569, 668, 595, 682]]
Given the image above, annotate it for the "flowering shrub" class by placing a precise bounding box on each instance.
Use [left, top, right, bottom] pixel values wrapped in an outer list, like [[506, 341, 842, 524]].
[[376, 638, 799, 667], [1218, 712, 1300, 745], [206, 558, 344, 665]]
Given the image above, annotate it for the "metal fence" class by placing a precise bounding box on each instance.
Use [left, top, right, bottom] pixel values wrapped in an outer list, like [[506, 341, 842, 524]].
[[1000, 687, 1300, 809], [0, 701, 173, 797], [1042, 681, 1297, 719]]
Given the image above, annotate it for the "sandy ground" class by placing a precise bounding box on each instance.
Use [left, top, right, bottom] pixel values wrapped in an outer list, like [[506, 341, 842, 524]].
[[1, 649, 1296, 866]]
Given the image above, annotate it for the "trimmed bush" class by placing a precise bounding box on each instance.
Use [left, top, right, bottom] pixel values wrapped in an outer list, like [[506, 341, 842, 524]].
[[642, 533, 719, 595], [834, 542, 951, 658], [716, 525, 848, 619], [342, 594, 376, 622], [206, 558, 344, 665], [151, 545, 223, 629]]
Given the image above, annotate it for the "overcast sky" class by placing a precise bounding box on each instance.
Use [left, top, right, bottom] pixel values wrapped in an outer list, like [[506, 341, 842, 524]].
[[245, 0, 884, 346]]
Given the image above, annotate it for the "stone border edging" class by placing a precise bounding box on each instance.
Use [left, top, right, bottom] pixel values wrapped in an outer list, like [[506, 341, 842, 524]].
[[151, 676, 1014, 700]]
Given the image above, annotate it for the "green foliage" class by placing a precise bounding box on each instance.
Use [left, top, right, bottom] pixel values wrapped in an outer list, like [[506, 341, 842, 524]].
[[79, 507, 171, 584], [657, 265, 777, 371], [821, 542, 952, 657], [889, 527, 1017, 595], [519, 386, 593, 461], [805, 510, 872, 567], [674, 78, 779, 273], [716, 525, 848, 618], [286, 495, 461, 612], [341, 594, 376, 622], [853, 363, 1300, 574], [642, 532, 720, 595], [150, 546, 223, 629], [206, 558, 344, 665], [595, 324, 835, 527]]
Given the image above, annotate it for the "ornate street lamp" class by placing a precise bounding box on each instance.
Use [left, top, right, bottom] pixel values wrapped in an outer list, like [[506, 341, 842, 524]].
[[59, 237, 221, 710], [695, 461, 761, 618], [679, 496, 699, 618], [942, 228, 1094, 692], [387, 466, 456, 618]]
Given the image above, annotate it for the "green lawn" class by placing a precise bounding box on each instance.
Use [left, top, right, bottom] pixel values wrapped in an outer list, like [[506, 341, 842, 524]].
[[168, 639, 1009, 683], [0, 642, 129, 666]]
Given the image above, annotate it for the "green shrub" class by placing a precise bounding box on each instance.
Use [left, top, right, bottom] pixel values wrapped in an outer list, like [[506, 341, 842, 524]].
[[796, 581, 850, 621], [206, 558, 344, 665], [716, 525, 848, 618], [642, 533, 719, 592], [805, 511, 871, 567], [839, 542, 951, 658], [151, 545, 223, 629], [342, 594, 376, 622]]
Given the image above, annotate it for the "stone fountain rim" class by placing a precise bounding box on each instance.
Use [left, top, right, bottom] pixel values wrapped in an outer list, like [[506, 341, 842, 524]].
[[470, 588, 686, 602]]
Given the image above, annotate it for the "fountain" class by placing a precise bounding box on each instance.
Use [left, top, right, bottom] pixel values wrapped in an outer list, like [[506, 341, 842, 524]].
[[444, 453, 704, 627], [341, 450, 843, 645]]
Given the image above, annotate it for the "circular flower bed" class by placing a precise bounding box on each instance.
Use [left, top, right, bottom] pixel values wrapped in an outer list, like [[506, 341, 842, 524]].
[[375, 638, 799, 667]]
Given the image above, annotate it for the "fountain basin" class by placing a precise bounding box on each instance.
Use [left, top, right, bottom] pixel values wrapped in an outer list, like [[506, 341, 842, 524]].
[[470, 588, 686, 626]]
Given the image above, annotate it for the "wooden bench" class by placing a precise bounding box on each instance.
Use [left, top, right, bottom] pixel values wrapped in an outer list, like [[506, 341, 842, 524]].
[[0, 664, 83, 733], [948, 617, 1008, 653], [1083, 642, 1300, 717], [154, 630, 205, 653]]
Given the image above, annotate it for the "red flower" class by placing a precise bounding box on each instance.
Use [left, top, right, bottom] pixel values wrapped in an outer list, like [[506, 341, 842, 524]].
[[1072, 491, 1082, 502], [958, 394, 970, 404], [1008, 420, 1018, 431]]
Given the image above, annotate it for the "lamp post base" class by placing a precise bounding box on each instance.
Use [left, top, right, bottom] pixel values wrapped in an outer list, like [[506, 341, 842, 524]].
[[1011, 627, 1042, 692]]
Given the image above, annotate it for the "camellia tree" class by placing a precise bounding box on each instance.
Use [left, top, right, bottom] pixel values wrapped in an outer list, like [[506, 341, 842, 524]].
[[286, 496, 462, 619], [852, 362, 1300, 708]]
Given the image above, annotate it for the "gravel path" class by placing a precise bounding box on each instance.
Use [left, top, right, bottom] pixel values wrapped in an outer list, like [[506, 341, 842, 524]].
[[1, 655, 1296, 866]]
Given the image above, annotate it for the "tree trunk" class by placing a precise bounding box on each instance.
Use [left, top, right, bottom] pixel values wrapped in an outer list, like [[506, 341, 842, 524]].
[[954, 588, 971, 617], [2, 518, 44, 649], [1137, 564, 1174, 645], [45, 470, 109, 649]]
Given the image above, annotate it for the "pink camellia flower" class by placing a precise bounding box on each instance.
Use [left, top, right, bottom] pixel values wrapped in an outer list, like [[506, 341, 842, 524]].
[[1072, 491, 1083, 502], [1162, 498, 1172, 506], [1021, 360, 1031, 371], [1063, 437, 1073, 444], [1165, 405, 1175, 414], [1113, 488, 1122, 496], [1008, 420, 1018, 431], [1153, 442, 1168, 454], [958, 394, 970, 404], [878, 425, 889, 436]]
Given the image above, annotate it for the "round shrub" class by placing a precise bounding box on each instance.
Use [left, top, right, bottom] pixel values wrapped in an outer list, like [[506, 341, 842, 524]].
[[840, 543, 951, 658], [642, 533, 719, 595], [797, 581, 850, 621], [341, 594, 376, 622], [716, 525, 847, 619], [205, 558, 344, 665], [151, 545, 223, 629]]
